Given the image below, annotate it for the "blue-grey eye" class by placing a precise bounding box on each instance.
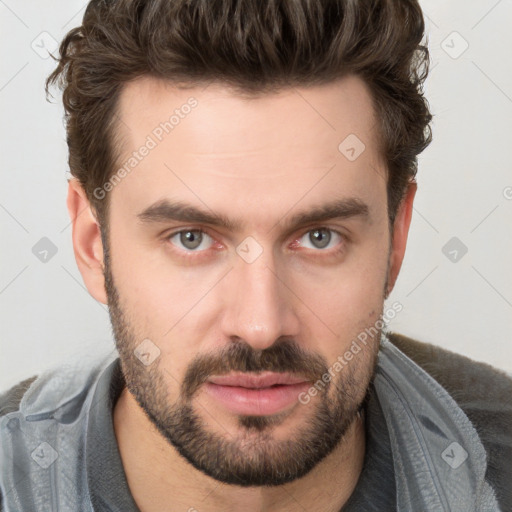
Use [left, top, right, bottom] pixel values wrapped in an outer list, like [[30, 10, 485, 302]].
[[300, 228, 341, 250], [170, 230, 213, 251]]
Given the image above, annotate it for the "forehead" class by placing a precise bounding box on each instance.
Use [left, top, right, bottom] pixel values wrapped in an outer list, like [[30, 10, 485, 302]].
[[110, 75, 386, 226], [116, 74, 381, 156]]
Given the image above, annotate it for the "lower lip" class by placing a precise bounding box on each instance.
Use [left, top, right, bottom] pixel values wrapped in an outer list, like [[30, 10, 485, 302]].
[[204, 381, 311, 416]]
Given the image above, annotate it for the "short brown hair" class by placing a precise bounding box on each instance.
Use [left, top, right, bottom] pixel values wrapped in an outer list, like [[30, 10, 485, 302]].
[[46, 0, 433, 226]]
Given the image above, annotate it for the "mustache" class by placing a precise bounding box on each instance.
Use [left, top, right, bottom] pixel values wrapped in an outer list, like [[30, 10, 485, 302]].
[[180, 338, 328, 401]]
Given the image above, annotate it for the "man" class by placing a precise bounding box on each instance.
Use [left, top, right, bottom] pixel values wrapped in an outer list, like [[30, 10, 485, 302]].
[[0, 0, 510, 510]]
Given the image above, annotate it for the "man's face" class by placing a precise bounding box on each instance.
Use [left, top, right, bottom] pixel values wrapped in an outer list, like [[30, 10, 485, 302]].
[[104, 75, 392, 486]]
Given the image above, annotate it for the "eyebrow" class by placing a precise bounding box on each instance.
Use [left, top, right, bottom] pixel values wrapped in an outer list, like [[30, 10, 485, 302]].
[[137, 197, 370, 233]]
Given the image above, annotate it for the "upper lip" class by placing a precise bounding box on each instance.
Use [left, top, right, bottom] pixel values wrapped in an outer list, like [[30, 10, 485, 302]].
[[207, 372, 309, 389]]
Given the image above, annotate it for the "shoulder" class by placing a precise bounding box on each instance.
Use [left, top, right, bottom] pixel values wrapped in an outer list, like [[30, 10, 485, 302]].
[[0, 355, 114, 422], [0, 375, 38, 511], [387, 331, 512, 510], [386, 331, 512, 402], [0, 375, 38, 418], [0, 357, 116, 510]]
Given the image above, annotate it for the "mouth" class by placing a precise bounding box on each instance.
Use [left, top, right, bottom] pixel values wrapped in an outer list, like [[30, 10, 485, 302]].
[[204, 372, 312, 416], [207, 371, 309, 388]]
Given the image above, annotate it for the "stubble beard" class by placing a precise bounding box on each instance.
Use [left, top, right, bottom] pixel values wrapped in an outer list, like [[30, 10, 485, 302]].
[[103, 241, 384, 487]]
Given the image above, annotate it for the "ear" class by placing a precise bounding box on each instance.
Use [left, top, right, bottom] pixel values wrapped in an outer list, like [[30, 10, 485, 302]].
[[385, 181, 417, 297], [67, 179, 107, 304]]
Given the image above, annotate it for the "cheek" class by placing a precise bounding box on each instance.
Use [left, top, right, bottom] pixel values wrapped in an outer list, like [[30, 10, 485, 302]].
[[108, 217, 211, 315], [107, 232, 227, 378], [288, 245, 388, 363], [293, 240, 388, 315]]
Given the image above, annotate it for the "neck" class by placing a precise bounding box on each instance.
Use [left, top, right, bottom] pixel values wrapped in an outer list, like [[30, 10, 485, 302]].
[[113, 387, 366, 512]]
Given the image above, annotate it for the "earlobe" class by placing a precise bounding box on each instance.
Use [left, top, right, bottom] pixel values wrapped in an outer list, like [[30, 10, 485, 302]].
[[385, 181, 417, 297], [67, 179, 108, 304]]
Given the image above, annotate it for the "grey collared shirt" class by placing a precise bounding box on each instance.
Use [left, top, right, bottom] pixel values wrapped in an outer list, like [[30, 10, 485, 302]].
[[0, 355, 396, 511], [87, 359, 396, 511]]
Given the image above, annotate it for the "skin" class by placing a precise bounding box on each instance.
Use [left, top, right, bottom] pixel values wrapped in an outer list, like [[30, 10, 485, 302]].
[[68, 74, 416, 512]]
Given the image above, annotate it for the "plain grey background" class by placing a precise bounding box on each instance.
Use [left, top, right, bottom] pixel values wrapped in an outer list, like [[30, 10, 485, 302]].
[[1, 0, 511, 390]]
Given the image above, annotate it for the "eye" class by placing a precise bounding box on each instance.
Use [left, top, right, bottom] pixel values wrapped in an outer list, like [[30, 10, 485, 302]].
[[296, 228, 344, 251], [168, 229, 214, 252]]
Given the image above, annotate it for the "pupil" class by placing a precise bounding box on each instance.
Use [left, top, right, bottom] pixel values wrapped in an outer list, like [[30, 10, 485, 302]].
[[181, 230, 202, 249], [310, 229, 330, 249]]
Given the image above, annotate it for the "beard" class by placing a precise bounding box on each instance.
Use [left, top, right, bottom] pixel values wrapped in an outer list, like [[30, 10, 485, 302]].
[[103, 239, 383, 487]]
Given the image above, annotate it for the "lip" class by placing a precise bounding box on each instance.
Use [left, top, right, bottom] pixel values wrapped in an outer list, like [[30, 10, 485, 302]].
[[204, 372, 311, 416], [207, 371, 309, 388]]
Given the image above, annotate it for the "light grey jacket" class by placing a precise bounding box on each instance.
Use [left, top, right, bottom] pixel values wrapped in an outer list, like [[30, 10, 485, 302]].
[[0, 332, 511, 511]]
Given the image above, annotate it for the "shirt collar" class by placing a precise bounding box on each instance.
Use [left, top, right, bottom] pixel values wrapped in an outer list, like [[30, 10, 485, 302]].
[[86, 357, 140, 512]]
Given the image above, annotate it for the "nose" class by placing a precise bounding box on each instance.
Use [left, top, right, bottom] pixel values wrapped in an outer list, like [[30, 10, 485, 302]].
[[219, 246, 300, 351]]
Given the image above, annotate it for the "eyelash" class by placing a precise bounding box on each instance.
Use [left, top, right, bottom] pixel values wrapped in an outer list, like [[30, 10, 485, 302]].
[[164, 227, 347, 259]]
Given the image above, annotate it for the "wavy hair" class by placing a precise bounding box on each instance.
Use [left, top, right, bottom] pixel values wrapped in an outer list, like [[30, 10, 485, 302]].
[[46, 0, 433, 225]]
